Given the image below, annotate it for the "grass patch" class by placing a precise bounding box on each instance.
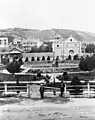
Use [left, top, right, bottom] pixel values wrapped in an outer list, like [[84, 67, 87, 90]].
[[43, 97, 70, 104], [0, 97, 22, 105]]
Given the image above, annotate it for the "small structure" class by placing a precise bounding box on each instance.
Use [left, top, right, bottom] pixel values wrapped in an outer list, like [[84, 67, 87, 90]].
[[9, 47, 23, 61]]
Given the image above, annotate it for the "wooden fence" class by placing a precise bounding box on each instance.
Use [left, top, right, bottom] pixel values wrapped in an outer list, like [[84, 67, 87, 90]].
[[0, 82, 95, 98]]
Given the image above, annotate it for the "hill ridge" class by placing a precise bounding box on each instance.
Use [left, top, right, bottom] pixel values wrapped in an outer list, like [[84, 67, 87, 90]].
[[0, 28, 95, 43]]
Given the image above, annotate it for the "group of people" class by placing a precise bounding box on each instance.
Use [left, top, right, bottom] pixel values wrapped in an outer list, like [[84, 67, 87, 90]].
[[39, 80, 65, 99]]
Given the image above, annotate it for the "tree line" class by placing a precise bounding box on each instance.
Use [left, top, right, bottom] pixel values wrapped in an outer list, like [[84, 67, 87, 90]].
[[29, 42, 52, 52]]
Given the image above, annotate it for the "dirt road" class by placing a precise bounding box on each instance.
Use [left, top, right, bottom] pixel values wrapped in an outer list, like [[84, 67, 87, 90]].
[[0, 97, 95, 120]]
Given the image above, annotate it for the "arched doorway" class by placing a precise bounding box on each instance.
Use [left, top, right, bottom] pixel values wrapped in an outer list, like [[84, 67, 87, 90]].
[[69, 50, 74, 55], [69, 50, 74, 60]]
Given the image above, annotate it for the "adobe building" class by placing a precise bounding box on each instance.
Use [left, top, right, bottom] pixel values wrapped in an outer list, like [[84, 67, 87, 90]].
[[50, 34, 83, 60]]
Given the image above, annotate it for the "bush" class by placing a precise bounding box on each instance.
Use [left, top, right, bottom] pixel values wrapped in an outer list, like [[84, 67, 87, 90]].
[[79, 55, 95, 71], [68, 55, 71, 60], [47, 56, 50, 61], [37, 71, 41, 77], [63, 72, 69, 81], [56, 72, 69, 81], [70, 76, 83, 94], [74, 54, 79, 60]]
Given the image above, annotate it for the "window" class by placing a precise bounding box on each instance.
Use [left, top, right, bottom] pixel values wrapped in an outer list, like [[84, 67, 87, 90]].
[[4, 39, 6, 44]]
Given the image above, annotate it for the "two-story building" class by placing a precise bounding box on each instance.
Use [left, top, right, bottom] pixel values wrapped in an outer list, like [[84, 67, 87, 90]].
[[0, 37, 8, 47]]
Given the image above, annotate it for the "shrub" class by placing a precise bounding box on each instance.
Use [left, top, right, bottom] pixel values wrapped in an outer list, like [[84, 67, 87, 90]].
[[74, 54, 79, 60], [37, 71, 41, 77], [70, 76, 83, 94], [68, 55, 71, 60], [55, 60, 58, 67], [47, 56, 50, 61], [56, 71, 69, 81], [79, 55, 95, 71], [56, 56, 59, 61], [63, 72, 69, 81]]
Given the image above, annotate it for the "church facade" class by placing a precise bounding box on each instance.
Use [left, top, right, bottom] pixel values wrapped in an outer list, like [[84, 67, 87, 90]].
[[51, 35, 84, 60]]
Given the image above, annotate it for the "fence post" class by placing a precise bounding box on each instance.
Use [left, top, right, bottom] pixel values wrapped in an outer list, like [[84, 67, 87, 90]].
[[4, 84, 7, 94], [27, 84, 30, 98], [64, 84, 67, 97], [87, 82, 90, 97]]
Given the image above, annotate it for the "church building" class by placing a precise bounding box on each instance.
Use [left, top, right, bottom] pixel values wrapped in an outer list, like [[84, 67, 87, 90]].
[[50, 34, 82, 60]]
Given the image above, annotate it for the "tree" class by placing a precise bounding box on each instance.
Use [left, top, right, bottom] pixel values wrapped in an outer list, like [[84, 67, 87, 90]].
[[6, 57, 23, 94], [30, 45, 38, 53], [85, 44, 95, 53], [55, 59, 58, 67], [79, 55, 95, 71], [70, 76, 83, 94], [56, 72, 69, 81], [56, 56, 59, 61], [44, 42, 52, 52], [74, 54, 79, 60], [47, 56, 50, 61], [39, 44, 46, 52], [63, 72, 69, 81], [68, 55, 71, 60], [37, 71, 41, 77]]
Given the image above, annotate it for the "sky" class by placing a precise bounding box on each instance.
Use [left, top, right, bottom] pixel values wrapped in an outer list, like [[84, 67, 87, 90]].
[[1, 0, 95, 33]]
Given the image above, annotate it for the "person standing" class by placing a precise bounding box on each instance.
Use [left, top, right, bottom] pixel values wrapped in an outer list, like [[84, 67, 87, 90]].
[[60, 81, 65, 97], [39, 84, 44, 99]]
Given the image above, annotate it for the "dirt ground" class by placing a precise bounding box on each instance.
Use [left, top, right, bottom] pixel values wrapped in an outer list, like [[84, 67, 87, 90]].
[[0, 97, 95, 120]]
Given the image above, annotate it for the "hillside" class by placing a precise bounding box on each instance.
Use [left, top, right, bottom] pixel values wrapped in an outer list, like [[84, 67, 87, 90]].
[[0, 28, 95, 42]]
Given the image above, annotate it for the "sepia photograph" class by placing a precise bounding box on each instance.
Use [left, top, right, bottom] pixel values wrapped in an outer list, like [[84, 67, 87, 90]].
[[0, 0, 95, 119]]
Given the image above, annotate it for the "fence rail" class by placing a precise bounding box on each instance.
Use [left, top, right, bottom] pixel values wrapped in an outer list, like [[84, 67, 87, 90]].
[[0, 82, 95, 98]]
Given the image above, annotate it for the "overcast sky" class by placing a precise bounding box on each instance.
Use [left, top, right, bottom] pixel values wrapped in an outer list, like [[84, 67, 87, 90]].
[[1, 0, 95, 32]]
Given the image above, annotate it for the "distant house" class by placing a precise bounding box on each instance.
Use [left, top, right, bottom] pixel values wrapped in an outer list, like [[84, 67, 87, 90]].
[[21, 38, 43, 51], [0, 36, 8, 47], [13, 38, 22, 45]]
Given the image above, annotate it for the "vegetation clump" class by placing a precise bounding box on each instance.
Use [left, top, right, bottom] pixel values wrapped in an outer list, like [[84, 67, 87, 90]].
[[79, 54, 95, 71]]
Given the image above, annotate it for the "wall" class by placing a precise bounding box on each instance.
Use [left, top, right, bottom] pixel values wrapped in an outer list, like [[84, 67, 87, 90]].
[[23, 52, 53, 61]]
